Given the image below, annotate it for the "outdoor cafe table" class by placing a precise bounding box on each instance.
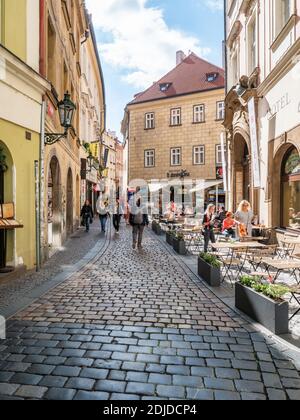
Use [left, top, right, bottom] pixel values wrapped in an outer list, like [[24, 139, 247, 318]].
[[279, 238, 300, 259], [261, 258, 300, 284]]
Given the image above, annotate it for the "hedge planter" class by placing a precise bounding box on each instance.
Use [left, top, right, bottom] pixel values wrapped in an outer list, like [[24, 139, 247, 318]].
[[166, 231, 175, 246], [173, 238, 187, 255], [235, 282, 289, 335], [152, 221, 163, 236], [198, 257, 221, 287]]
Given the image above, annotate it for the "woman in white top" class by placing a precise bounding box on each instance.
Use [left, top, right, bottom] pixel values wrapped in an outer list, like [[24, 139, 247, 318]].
[[235, 200, 254, 238]]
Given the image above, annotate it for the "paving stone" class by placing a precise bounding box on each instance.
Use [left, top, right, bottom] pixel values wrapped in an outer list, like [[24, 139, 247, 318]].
[[259, 362, 276, 373], [148, 373, 172, 385], [173, 375, 204, 388], [232, 360, 258, 371], [108, 370, 127, 381], [95, 380, 126, 393], [136, 354, 160, 364], [111, 393, 140, 400], [26, 364, 55, 375], [39, 376, 68, 388], [240, 370, 261, 381], [112, 352, 137, 361], [156, 385, 185, 399], [186, 388, 214, 400], [241, 393, 267, 401], [286, 389, 300, 400], [160, 356, 184, 365], [65, 358, 94, 367], [43, 356, 67, 365], [65, 377, 95, 391], [215, 391, 241, 400], [235, 380, 265, 394], [0, 383, 20, 396], [122, 362, 146, 372], [84, 351, 112, 360], [10, 373, 43, 386], [74, 391, 110, 400], [206, 359, 231, 368], [262, 373, 283, 389], [60, 349, 86, 358], [126, 371, 148, 383], [80, 368, 109, 380], [204, 378, 235, 392], [52, 366, 81, 377], [15, 385, 48, 399], [215, 368, 240, 380], [126, 382, 155, 396], [0, 372, 14, 382], [281, 378, 300, 389], [185, 358, 205, 367], [44, 388, 76, 400], [267, 389, 287, 400]]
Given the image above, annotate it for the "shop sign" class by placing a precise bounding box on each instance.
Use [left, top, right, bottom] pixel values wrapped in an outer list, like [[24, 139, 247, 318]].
[[248, 97, 261, 188]]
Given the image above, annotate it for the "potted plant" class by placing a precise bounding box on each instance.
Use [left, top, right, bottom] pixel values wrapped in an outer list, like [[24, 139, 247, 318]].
[[235, 276, 290, 335], [198, 252, 221, 287], [166, 229, 176, 246], [173, 232, 187, 255], [152, 220, 163, 235]]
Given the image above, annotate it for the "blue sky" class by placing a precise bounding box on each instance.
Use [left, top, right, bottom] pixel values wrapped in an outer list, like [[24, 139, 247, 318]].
[[86, 0, 224, 139]]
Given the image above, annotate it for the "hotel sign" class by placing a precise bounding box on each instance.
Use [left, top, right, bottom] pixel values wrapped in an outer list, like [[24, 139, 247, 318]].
[[248, 98, 261, 189]]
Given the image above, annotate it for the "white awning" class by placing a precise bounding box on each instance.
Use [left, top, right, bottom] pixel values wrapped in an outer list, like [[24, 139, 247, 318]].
[[190, 180, 223, 193]]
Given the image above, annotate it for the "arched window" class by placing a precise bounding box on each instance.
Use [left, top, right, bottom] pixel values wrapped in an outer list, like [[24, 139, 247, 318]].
[[281, 147, 300, 229]]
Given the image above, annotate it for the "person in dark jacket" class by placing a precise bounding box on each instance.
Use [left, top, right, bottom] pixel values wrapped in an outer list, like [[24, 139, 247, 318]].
[[81, 200, 94, 232], [203, 204, 217, 253], [129, 189, 149, 250]]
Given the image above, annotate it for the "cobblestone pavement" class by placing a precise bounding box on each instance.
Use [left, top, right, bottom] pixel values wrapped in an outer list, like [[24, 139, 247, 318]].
[[0, 223, 106, 316], [0, 225, 300, 400]]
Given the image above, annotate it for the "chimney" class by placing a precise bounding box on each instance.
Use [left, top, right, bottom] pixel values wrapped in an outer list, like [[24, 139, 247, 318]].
[[176, 50, 186, 66]]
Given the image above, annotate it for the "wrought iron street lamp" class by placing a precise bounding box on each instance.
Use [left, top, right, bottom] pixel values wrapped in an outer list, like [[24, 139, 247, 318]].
[[44, 92, 76, 145]]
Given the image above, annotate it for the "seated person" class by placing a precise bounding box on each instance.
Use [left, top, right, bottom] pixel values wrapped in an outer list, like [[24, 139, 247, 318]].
[[222, 212, 236, 238]]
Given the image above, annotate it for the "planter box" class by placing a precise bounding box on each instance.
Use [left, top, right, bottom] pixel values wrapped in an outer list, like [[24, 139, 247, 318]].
[[166, 232, 175, 246], [198, 257, 221, 287], [173, 238, 187, 255], [235, 282, 289, 335], [152, 221, 163, 236]]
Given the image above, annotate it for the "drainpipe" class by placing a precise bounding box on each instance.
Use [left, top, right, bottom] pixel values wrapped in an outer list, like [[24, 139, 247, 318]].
[[39, 99, 46, 264]]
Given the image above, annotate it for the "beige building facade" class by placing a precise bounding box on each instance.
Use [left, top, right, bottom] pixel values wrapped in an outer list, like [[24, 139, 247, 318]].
[[102, 130, 117, 194], [123, 52, 225, 211], [224, 0, 300, 230]]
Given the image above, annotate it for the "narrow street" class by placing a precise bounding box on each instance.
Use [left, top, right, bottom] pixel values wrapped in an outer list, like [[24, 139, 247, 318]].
[[0, 224, 299, 401]]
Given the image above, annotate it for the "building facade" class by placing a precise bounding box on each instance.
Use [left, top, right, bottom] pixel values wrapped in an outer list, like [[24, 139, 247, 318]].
[[40, 0, 105, 258], [122, 52, 225, 211], [0, 0, 49, 270], [115, 140, 125, 198], [102, 130, 117, 194], [224, 0, 300, 231], [79, 10, 106, 212]]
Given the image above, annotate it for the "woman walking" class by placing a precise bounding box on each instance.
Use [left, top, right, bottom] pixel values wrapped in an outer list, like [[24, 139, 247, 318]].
[[81, 200, 94, 233], [203, 204, 217, 253], [235, 200, 254, 239], [96, 192, 110, 233], [129, 188, 149, 250]]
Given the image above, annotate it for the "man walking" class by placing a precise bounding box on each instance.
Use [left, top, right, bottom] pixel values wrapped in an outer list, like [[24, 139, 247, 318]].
[[129, 187, 149, 250], [96, 191, 110, 233]]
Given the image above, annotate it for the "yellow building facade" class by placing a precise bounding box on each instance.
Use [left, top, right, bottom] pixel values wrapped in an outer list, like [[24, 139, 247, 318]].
[[0, 0, 49, 271]]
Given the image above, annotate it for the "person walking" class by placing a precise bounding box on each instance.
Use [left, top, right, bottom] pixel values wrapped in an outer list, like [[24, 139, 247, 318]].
[[96, 192, 110, 233], [129, 188, 149, 250], [235, 200, 254, 239], [202, 204, 217, 253], [81, 200, 94, 233], [113, 198, 122, 234]]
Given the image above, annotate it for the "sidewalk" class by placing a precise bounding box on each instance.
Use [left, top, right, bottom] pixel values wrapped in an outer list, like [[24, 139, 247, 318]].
[[0, 223, 109, 319]]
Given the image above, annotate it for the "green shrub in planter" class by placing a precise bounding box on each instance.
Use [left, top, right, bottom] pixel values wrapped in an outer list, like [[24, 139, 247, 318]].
[[173, 233, 187, 255], [198, 252, 221, 287]]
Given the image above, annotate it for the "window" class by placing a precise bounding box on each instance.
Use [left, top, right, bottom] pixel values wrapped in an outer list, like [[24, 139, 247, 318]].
[[216, 101, 225, 120], [275, 0, 292, 36], [145, 113, 155, 130], [193, 146, 205, 165], [145, 150, 155, 168], [171, 148, 181, 166], [159, 82, 172, 92], [170, 108, 181, 126], [206, 72, 219, 82], [194, 105, 205, 123], [281, 147, 300, 229], [216, 144, 224, 166], [248, 16, 257, 74]]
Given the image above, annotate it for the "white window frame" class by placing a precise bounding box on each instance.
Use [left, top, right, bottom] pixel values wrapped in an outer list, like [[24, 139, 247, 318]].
[[144, 149, 155, 168], [171, 148, 181, 166], [193, 146, 205, 165], [247, 12, 257, 75], [274, 0, 292, 38], [216, 101, 225, 120], [145, 112, 155, 130], [170, 108, 181, 126], [194, 105, 205, 123], [216, 144, 225, 166]]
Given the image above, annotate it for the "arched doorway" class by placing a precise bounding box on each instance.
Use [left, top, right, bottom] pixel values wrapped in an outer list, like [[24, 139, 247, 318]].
[[233, 133, 251, 209], [66, 168, 73, 235], [0, 142, 14, 268], [48, 156, 62, 248], [280, 146, 300, 230]]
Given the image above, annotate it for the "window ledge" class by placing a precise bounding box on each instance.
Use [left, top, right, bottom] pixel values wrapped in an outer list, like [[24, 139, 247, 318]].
[[144, 128, 155, 131], [192, 121, 206, 125], [271, 14, 297, 52], [169, 124, 182, 127]]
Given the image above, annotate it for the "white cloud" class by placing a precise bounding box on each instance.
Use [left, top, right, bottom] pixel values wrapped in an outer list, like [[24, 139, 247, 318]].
[[204, 0, 223, 11], [86, 0, 211, 89]]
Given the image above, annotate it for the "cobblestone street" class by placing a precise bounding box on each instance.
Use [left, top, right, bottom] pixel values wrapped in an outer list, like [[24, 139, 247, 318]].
[[0, 224, 300, 400]]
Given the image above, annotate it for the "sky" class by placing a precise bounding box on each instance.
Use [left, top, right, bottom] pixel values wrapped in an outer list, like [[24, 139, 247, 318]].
[[86, 0, 224, 139]]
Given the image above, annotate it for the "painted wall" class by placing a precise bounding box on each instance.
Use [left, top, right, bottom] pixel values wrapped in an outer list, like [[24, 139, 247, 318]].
[[0, 119, 38, 268], [1, 0, 27, 61]]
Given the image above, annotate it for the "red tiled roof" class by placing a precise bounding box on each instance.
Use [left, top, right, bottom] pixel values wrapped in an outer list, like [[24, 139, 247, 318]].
[[129, 53, 225, 105]]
